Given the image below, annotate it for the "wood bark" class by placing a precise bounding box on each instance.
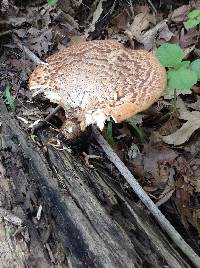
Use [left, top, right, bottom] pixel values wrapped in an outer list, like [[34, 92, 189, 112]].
[[0, 100, 191, 268]]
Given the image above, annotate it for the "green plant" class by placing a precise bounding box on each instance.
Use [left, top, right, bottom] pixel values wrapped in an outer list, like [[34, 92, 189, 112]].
[[106, 119, 145, 145], [127, 121, 145, 143], [156, 43, 200, 91], [106, 120, 115, 145], [47, 0, 58, 6], [3, 85, 15, 112], [184, 9, 200, 29]]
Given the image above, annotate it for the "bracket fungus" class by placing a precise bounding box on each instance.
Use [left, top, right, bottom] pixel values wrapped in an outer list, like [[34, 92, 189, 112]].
[[29, 40, 167, 140]]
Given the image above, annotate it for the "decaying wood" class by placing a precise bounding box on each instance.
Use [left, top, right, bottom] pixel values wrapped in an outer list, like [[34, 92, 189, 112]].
[[0, 99, 192, 267], [92, 126, 200, 268], [0, 159, 52, 268]]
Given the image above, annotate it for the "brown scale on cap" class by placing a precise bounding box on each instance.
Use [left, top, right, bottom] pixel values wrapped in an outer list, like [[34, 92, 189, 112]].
[[29, 39, 167, 140]]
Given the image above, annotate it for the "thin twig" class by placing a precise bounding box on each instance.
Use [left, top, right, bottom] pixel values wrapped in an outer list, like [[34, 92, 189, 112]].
[[13, 34, 47, 65], [0, 30, 12, 37], [92, 126, 200, 268], [128, 0, 134, 17], [31, 105, 62, 134], [45, 243, 55, 263], [146, 0, 157, 13]]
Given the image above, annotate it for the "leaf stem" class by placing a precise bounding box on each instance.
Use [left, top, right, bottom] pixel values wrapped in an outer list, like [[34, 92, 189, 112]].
[[158, 88, 177, 123]]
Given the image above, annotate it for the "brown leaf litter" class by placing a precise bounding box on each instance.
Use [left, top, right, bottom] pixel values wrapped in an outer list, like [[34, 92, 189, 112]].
[[162, 98, 200, 146]]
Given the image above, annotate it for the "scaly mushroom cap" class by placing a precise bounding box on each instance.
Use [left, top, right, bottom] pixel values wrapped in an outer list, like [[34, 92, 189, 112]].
[[29, 40, 166, 139]]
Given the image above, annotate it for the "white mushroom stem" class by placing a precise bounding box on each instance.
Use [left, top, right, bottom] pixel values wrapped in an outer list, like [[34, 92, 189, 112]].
[[92, 126, 200, 268]]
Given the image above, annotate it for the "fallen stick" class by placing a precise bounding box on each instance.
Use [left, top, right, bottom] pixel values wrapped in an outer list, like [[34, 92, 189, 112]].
[[147, 0, 157, 13], [13, 34, 47, 65], [31, 105, 62, 134], [92, 126, 200, 268]]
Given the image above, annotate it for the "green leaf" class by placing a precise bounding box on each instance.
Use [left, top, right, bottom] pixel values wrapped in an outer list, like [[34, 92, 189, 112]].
[[190, 59, 200, 79], [3, 85, 15, 112], [168, 69, 198, 90], [175, 61, 190, 70], [188, 9, 200, 19], [127, 122, 145, 143], [47, 0, 58, 5], [106, 121, 115, 145], [156, 44, 184, 67], [184, 18, 200, 29]]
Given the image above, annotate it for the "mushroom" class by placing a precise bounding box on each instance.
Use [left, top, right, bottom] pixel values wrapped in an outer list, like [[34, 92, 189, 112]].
[[29, 39, 167, 140]]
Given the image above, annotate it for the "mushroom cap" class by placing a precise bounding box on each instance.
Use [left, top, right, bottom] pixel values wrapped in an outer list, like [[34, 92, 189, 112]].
[[29, 40, 166, 138]]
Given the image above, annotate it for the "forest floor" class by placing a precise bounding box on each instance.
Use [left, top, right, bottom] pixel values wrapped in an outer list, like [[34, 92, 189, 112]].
[[1, 0, 200, 265]]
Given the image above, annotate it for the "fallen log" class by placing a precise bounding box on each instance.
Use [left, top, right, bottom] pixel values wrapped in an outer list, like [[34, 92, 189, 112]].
[[0, 99, 191, 268]]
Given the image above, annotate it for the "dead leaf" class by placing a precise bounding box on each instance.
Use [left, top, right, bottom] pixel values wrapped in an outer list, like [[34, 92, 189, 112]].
[[159, 116, 181, 136], [191, 0, 200, 9], [164, 87, 192, 99], [111, 10, 130, 30], [84, 0, 105, 37], [126, 114, 145, 125], [192, 209, 200, 234], [163, 98, 200, 145], [1, 0, 18, 14], [192, 86, 200, 94], [175, 156, 193, 177], [134, 4, 150, 14], [141, 20, 174, 50], [170, 5, 190, 23], [194, 48, 200, 57], [70, 35, 86, 45], [1, 0, 9, 12], [184, 135, 200, 155], [61, 13, 79, 30], [14, 29, 27, 38], [143, 138, 177, 188], [193, 168, 200, 192], [179, 28, 199, 48], [125, 12, 156, 41], [6, 16, 27, 27], [158, 23, 174, 41], [39, 4, 53, 28], [175, 187, 192, 229], [187, 96, 200, 111], [28, 29, 53, 56], [124, 12, 173, 50]]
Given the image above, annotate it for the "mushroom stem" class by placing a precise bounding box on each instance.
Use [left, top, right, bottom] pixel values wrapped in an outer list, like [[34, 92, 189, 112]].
[[92, 126, 200, 268]]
